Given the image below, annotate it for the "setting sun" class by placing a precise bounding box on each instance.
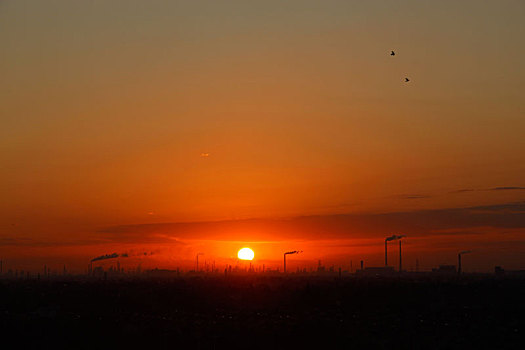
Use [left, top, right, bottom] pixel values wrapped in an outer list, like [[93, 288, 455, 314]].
[[237, 248, 255, 260]]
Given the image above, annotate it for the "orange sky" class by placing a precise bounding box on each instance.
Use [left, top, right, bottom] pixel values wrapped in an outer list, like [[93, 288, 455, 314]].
[[1, 1, 524, 272]]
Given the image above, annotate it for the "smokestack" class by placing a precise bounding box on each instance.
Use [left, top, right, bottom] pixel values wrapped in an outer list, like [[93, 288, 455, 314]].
[[360, 260, 364, 270], [384, 234, 406, 268], [283, 250, 302, 273], [196, 253, 204, 272], [399, 240, 402, 272], [458, 250, 472, 274], [385, 234, 399, 266], [385, 239, 388, 266]]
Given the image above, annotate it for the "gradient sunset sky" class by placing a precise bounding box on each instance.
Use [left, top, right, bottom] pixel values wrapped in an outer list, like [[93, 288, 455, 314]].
[[1, 1, 524, 272]]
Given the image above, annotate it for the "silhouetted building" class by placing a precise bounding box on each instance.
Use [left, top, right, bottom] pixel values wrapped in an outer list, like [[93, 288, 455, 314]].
[[93, 266, 104, 277], [357, 266, 395, 276], [432, 265, 457, 274]]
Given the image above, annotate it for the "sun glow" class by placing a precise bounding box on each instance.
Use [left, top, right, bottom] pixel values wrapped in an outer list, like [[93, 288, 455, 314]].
[[237, 247, 254, 260]]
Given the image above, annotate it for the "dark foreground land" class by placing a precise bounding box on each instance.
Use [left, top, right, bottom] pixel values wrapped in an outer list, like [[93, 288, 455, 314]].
[[0, 275, 523, 349]]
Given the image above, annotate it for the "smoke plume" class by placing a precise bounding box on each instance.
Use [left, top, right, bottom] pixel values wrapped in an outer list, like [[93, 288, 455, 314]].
[[90, 251, 153, 262], [385, 234, 406, 241], [284, 250, 303, 255], [91, 253, 119, 262]]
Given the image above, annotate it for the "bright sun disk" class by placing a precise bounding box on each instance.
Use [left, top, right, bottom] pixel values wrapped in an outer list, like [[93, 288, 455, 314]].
[[237, 247, 254, 260]]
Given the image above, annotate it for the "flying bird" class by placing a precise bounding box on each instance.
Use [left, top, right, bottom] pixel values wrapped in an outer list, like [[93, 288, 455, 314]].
[[404, 77, 410, 82], [390, 50, 395, 56]]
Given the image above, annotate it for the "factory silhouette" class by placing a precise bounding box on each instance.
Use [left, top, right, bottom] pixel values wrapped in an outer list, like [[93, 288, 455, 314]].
[[2, 234, 523, 280], [1, 233, 523, 350]]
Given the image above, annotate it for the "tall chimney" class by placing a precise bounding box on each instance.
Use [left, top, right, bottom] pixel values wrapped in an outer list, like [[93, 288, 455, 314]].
[[399, 240, 402, 272], [360, 260, 364, 270], [457, 251, 471, 274], [195, 253, 204, 272], [283, 251, 301, 273], [385, 239, 388, 266]]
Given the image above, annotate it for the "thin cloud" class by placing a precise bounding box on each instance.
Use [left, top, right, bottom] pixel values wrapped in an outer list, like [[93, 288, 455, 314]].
[[450, 189, 475, 193], [98, 201, 525, 242], [451, 186, 525, 193], [487, 186, 525, 191], [392, 194, 432, 199]]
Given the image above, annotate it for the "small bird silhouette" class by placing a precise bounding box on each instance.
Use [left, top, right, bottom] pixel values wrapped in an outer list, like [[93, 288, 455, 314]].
[[390, 50, 395, 56], [404, 77, 410, 82]]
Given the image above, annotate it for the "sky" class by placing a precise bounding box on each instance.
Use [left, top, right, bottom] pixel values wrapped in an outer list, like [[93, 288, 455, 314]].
[[1, 0, 524, 272]]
